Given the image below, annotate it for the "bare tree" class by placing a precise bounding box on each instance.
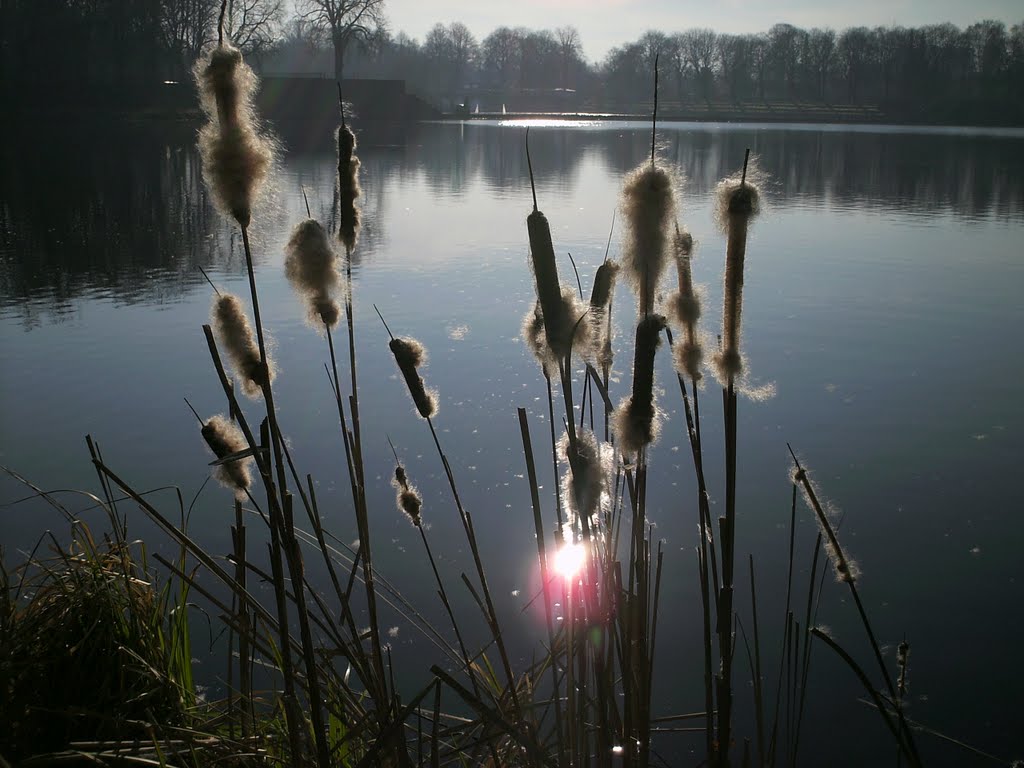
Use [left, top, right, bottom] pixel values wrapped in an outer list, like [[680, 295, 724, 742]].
[[158, 0, 281, 78], [806, 28, 835, 101], [298, 0, 386, 80], [555, 26, 582, 88], [679, 28, 717, 103], [482, 26, 521, 91], [224, 0, 283, 54], [448, 22, 479, 90], [716, 34, 749, 102]]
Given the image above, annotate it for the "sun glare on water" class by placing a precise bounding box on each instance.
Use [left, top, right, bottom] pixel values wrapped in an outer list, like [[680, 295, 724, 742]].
[[553, 542, 586, 580]]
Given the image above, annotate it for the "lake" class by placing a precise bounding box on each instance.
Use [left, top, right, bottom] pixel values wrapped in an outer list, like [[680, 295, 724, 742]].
[[1, 118, 1022, 766]]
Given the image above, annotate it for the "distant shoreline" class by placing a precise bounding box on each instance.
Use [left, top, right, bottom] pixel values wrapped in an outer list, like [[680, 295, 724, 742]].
[[8, 106, 1024, 132]]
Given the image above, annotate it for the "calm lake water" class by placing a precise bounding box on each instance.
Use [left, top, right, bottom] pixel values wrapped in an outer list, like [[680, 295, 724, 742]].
[[2, 118, 1022, 765]]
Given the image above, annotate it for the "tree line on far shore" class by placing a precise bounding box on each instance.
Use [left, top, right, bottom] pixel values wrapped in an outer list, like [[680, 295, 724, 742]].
[[2, 0, 1022, 122]]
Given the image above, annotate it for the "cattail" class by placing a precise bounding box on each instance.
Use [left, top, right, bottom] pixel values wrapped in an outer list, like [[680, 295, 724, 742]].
[[284, 218, 343, 330], [614, 314, 666, 457], [589, 260, 620, 371], [389, 337, 438, 419], [620, 163, 676, 317], [666, 226, 704, 381], [792, 465, 859, 583], [712, 154, 762, 385], [897, 640, 910, 698], [212, 293, 273, 398], [522, 301, 554, 377], [522, 283, 590, 368], [392, 464, 423, 526], [195, 44, 273, 228], [558, 429, 611, 534], [201, 414, 252, 498], [337, 123, 361, 251], [526, 210, 575, 356]]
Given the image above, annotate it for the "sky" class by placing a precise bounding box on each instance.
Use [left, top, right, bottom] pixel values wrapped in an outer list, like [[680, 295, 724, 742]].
[[379, 0, 1023, 61]]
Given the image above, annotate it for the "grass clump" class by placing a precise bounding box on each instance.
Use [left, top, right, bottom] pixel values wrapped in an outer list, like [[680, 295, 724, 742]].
[[0, 532, 191, 761]]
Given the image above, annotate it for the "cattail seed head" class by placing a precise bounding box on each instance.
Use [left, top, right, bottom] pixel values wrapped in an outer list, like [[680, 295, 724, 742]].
[[714, 166, 762, 231], [212, 294, 273, 398], [522, 283, 591, 367], [526, 209, 574, 352], [522, 301, 554, 377], [589, 260, 620, 370], [674, 339, 704, 382], [620, 163, 677, 317], [201, 415, 252, 498], [195, 44, 273, 228], [391, 464, 422, 526], [337, 124, 361, 251], [284, 218, 343, 331], [389, 337, 438, 419], [558, 430, 611, 533], [614, 314, 666, 456]]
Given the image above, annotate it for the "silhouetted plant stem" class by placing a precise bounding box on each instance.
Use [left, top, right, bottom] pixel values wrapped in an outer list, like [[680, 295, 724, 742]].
[[517, 409, 567, 767], [789, 447, 922, 767], [424, 415, 521, 720], [239, 224, 329, 768]]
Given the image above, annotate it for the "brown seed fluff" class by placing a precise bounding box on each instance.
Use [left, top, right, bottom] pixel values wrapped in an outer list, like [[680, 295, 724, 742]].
[[391, 464, 423, 526], [389, 337, 438, 419], [337, 124, 362, 251], [614, 314, 666, 456], [195, 45, 272, 228], [284, 218, 343, 330], [212, 293, 273, 398], [620, 163, 677, 317], [201, 415, 253, 497]]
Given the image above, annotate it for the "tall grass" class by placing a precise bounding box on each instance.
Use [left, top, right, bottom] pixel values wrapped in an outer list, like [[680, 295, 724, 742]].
[[2, 14, 964, 767]]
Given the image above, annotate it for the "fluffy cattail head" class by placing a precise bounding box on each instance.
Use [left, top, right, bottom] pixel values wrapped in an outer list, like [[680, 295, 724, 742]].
[[201, 415, 252, 498], [714, 159, 763, 232], [522, 301, 554, 377], [614, 314, 666, 457], [284, 218, 343, 330], [522, 281, 591, 366], [620, 163, 677, 317], [559, 430, 611, 534], [674, 339, 704, 381], [391, 464, 422, 526], [195, 44, 273, 228], [212, 294, 273, 398], [389, 337, 438, 419], [674, 226, 694, 259], [589, 260, 619, 312], [337, 124, 361, 251]]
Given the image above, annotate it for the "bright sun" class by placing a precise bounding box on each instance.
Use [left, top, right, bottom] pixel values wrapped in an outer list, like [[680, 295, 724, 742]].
[[553, 542, 586, 580]]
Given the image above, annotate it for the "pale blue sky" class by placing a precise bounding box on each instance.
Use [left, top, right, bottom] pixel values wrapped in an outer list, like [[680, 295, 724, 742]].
[[380, 0, 1023, 60]]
